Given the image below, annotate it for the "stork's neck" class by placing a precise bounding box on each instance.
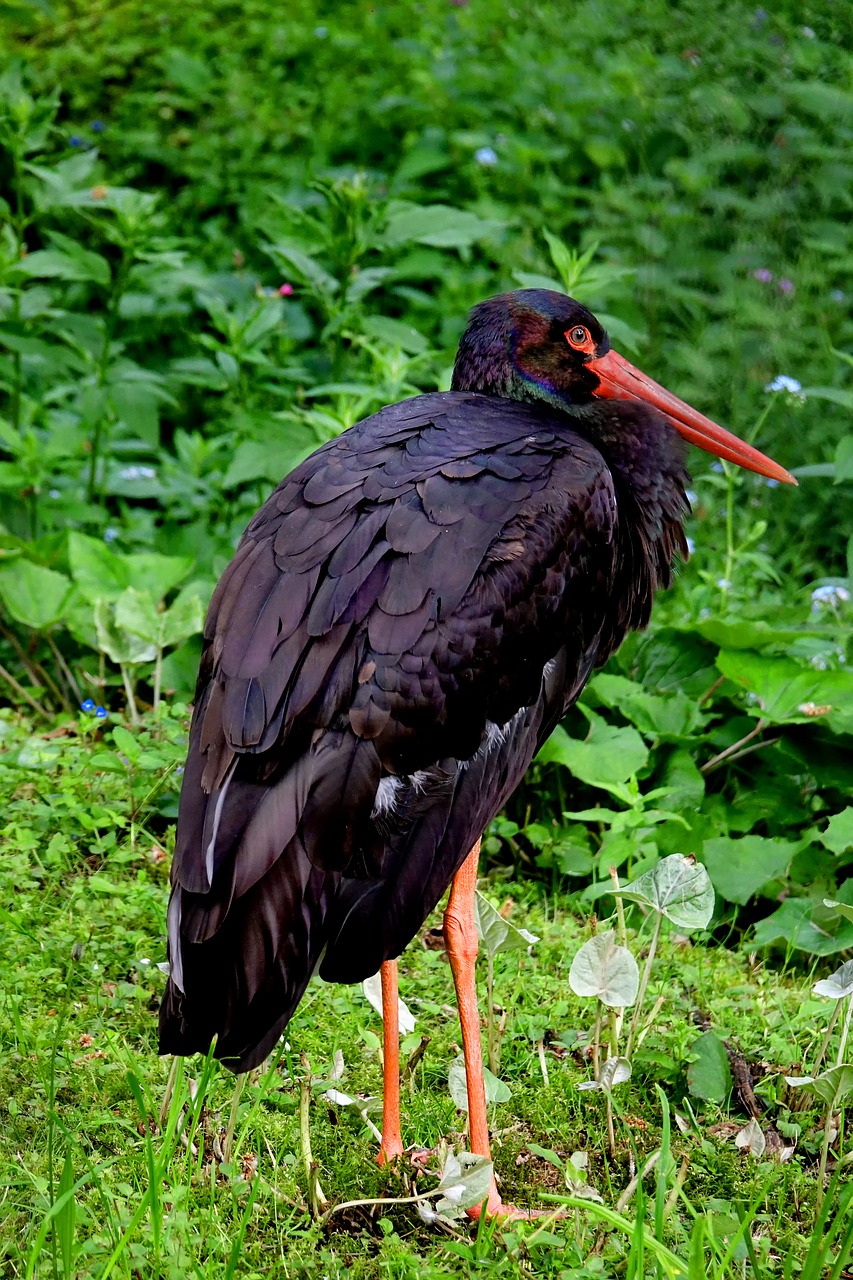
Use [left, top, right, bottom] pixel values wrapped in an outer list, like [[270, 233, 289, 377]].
[[571, 398, 690, 591]]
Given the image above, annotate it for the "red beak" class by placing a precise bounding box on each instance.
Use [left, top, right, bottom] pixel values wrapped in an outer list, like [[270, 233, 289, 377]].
[[588, 349, 796, 485]]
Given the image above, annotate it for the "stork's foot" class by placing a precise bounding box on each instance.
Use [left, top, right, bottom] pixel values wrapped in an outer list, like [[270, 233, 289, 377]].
[[466, 1197, 556, 1222], [376, 1136, 405, 1167]]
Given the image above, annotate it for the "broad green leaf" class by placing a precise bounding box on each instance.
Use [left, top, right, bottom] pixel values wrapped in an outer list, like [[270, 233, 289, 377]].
[[660, 748, 705, 812], [474, 891, 538, 957], [69, 533, 193, 605], [93, 599, 157, 665], [590, 673, 703, 738], [222, 436, 314, 488], [693, 618, 812, 650], [617, 855, 714, 929], [569, 931, 639, 1007], [536, 711, 648, 788], [448, 1056, 511, 1112], [813, 959, 853, 999], [715, 650, 853, 728], [0, 559, 73, 630], [112, 588, 203, 651], [784, 1065, 853, 1107], [701, 835, 801, 905], [824, 899, 853, 926], [752, 899, 853, 955], [382, 202, 505, 250], [819, 808, 853, 856], [687, 1030, 731, 1103]]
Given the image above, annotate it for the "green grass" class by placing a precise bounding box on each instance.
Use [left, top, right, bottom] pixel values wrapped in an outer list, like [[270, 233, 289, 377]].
[[1, 710, 851, 1278]]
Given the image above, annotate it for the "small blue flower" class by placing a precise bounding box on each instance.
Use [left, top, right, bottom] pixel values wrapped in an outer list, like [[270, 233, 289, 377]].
[[710, 461, 724, 473], [765, 375, 804, 400], [49, 488, 61, 499], [176, 765, 185, 776], [94, 706, 107, 719], [69, 135, 82, 148], [475, 146, 498, 167], [811, 584, 850, 610], [104, 527, 119, 543], [81, 698, 95, 712], [90, 120, 105, 133], [831, 290, 844, 303]]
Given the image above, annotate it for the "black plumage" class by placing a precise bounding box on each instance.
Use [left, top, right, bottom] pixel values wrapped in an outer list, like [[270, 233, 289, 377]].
[[160, 289, 789, 1073]]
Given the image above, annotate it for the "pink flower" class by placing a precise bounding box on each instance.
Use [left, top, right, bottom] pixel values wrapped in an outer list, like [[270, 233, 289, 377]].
[[279, 283, 294, 296]]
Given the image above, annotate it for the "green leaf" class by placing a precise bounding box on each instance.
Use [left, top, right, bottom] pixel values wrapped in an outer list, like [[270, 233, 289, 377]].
[[56, 1151, 75, 1279], [382, 202, 505, 250], [617, 855, 714, 929], [474, 891, 538, 957], [716, 650, 853, 729], [0, 559, 73, 630], [93, 598, 157, 665], [448, 1057, 511, 1112], [14, 240, 110, 286], [687, 1030, 732, 1103], [222, 436, 314, 489], [752, 899, 853, 955], [69, 533, 193, 605], [819, 808, 853, 856], [569, 930, 639, 1007], [701, 835, 801, 905], [590, 673, 703, 738], [834, 436, 853, 484], [784, 1065, 853, 1108], [360, 315, 429, 353], [263, 241, 339, 297], [813, 959, 853, 1000], [536, 710, 648, 788], [435, 1151, 495, 1218]]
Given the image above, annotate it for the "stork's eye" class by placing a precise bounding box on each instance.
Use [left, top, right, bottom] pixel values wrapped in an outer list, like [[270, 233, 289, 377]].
[[567, 325, 592, 350]]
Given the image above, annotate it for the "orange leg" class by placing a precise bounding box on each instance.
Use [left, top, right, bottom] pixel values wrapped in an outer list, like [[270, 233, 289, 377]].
[[377, 958, 404, 1164], [443, 839, 504, 1217], [444, 840, 549, 1220]]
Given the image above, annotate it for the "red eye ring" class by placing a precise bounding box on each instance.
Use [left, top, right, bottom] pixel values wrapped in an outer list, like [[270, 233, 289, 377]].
[[565, 325, 594, 352]]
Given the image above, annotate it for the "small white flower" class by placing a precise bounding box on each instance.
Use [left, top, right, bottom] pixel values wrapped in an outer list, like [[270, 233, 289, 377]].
[[801, 25, 815, 37], [139, 957, 150, 965], [716, 577, 732, 590], [811, 584, 850, 610], [475, 146, 498, 167], [765, 375, 804, 397], [118, 465, 156, 481]]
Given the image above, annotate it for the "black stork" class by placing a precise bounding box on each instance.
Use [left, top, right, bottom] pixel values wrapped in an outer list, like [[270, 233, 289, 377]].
[[159, 289, 794, 1217]]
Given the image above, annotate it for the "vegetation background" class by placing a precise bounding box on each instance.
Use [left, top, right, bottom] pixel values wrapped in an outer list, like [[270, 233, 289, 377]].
[[1, 0, 852, 1276]]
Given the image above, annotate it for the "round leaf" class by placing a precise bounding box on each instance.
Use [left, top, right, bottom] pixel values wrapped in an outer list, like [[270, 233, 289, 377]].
[[569, 930, 639, 1007], [617, 855, 714, 930]]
